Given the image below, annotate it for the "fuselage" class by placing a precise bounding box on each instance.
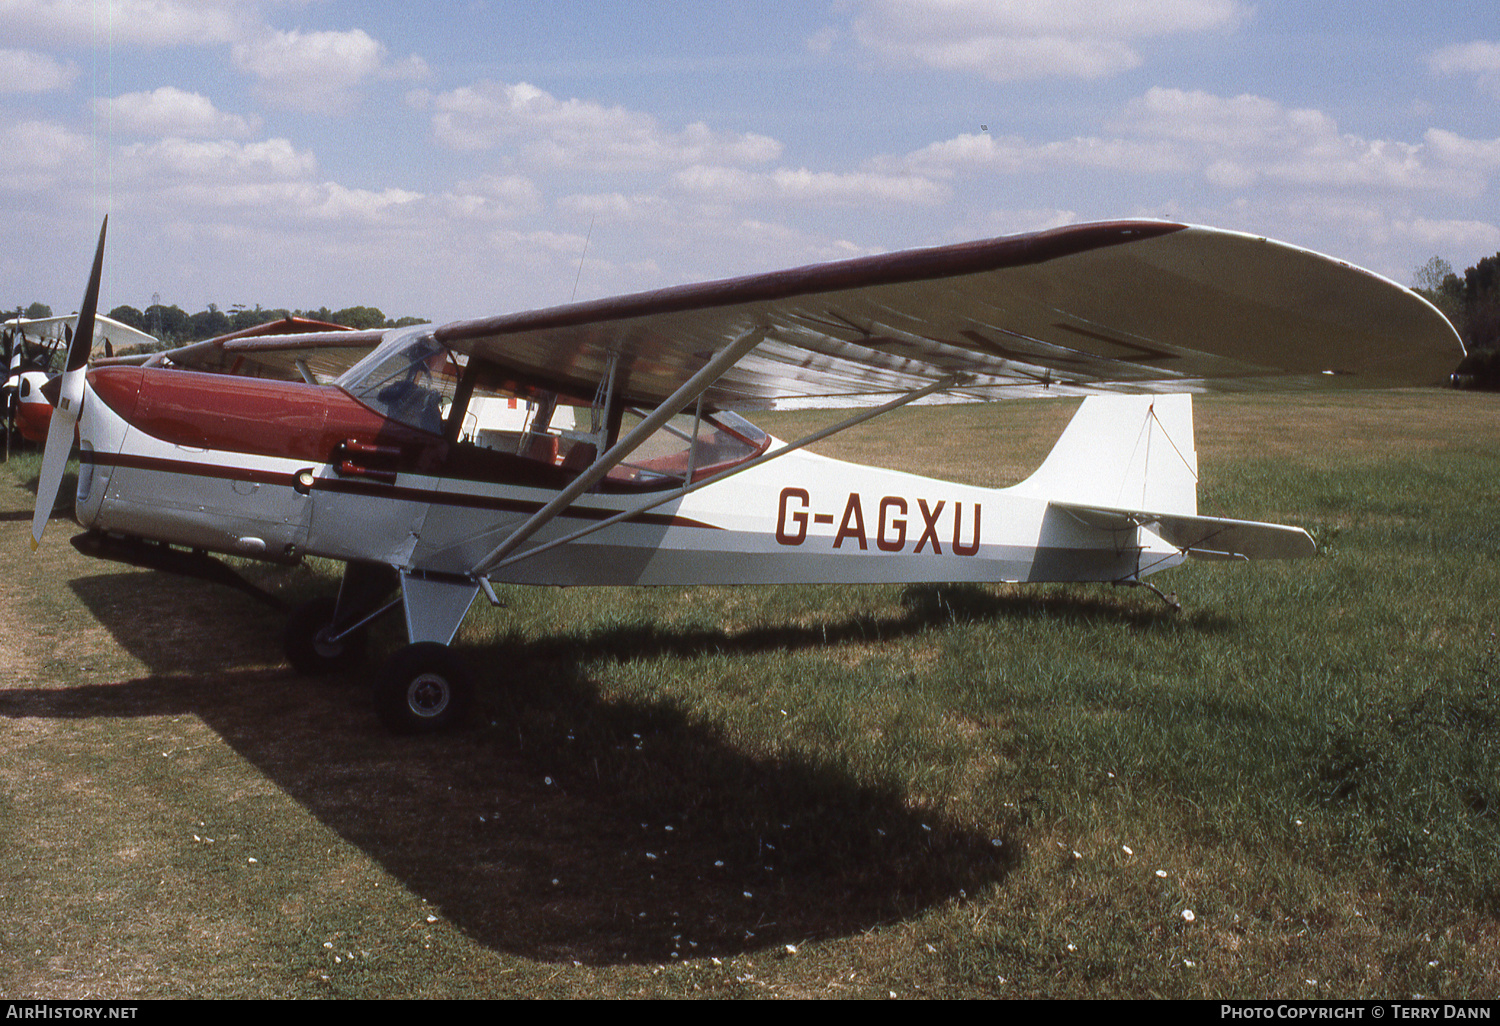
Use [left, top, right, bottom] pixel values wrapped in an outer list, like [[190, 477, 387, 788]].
[[10, 371, 55, 442], [73, 364, 1181, 588]]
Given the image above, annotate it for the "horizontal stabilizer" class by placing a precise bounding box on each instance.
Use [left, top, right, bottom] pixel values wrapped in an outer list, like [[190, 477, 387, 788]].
[[1051, 502, 1316, 561]]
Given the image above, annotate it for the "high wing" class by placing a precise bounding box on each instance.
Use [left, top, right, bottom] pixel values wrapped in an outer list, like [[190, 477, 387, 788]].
[[5, 313, 156, 358], [432, 221, 1462, 410]]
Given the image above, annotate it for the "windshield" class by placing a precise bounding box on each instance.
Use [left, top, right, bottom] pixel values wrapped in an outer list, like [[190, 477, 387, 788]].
[[338, 331, 459, 436]]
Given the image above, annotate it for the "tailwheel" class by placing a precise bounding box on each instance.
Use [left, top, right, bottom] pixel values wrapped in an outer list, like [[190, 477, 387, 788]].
[[285, 596, 368, 675], [375, 642, 473, 734]]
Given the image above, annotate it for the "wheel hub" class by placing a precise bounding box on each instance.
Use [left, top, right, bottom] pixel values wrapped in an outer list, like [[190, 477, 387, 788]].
[[312, 628, 344, 660], [407, 673, 451, 717]]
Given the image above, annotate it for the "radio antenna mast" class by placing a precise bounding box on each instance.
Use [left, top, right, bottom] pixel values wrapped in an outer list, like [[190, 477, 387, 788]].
[[571, 216, 596, 303]]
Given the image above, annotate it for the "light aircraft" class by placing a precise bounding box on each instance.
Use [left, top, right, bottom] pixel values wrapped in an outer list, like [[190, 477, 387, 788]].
[[30, 218, 1462, 733], [13, 312, 363, 446], [119, 312, 365, 382], [4, 311, 155, 444]]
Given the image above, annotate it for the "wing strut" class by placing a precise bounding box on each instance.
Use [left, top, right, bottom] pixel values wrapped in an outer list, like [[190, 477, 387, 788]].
[[466, 325, 771, 578], [473, 371, 969, 588]]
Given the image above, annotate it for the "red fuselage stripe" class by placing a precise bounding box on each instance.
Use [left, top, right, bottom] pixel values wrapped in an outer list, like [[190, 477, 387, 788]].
[[80, 449, 718, 530]]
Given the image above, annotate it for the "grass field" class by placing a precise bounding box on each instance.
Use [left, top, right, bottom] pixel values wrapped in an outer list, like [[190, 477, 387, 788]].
[[0, 389, 1496, 999]]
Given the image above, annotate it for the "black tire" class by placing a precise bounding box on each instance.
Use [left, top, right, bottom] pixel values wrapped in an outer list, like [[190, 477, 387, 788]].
[[375, 642, 473, 734], [285, 596, 367, 675]]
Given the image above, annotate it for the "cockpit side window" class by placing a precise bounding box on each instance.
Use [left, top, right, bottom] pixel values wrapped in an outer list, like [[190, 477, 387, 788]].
[[604, 408, 769, 487], [451, 367, 601, 469], [349, 347, 774, 491]]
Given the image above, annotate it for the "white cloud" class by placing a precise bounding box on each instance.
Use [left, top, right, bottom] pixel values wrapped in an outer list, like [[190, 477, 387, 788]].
[[299, 182, 424, 223], [674, 164, 949, 206], [850, 0, 1246, 80], [0, 48, 77, 92], [971, 208, 1083, 238], [557, 192, 671, 222], [717, 220, 881, 267], [1395, 216, 1500, 256], [0, 119, 92, 188], [383, 53, 431, 83], [94, 87, 258, 138], [1116, 88, 1321, 149], [117, 136, 317, 182], [893, 87, 1500, 207], [413, 80, 783, 171], [805, 26, 840, 54], [232, 28, 390, 114], [442, 174, 543, 221], [1123, 89, 1499, 195], [0, 0, 250, 48], [902, 129, 1192, 177], [1423, 128, 1500, 170], [1430, 40, 1500, 98]]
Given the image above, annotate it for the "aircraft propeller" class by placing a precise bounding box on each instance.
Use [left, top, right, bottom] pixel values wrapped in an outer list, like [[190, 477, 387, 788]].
[[31, 216, 106, 551]]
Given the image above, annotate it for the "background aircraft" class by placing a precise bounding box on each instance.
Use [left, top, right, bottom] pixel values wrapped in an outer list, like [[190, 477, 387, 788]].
[[112, 314, 375, 383], [4, 312, 155, 446]]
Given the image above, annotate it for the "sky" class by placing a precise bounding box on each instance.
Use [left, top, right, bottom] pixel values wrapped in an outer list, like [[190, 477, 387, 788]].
[[2, 0, 1499, 326]]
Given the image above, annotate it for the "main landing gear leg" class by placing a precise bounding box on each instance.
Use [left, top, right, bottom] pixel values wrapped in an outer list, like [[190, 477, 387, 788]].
[[374, 571, 481, 734], [284, 561, 399, 674]]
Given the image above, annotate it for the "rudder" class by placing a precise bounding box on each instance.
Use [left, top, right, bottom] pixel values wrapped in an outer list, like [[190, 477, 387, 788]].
[[1010, 394, 1198, 515]]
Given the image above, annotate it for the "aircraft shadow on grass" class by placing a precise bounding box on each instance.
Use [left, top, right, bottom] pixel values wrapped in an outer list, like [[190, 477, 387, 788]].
[[68, 566, 1232, 681], [505, 580, 1235, 672], [1, 568, 1227, 966]]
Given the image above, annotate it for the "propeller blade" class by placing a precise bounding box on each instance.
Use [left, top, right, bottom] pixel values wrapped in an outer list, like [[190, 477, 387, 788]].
[[68, 218, 105, 375], [31, 216, 107, 551]]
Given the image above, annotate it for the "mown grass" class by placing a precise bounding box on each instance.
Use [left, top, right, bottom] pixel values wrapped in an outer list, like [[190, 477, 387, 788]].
[[0, 389, 1496, 998]]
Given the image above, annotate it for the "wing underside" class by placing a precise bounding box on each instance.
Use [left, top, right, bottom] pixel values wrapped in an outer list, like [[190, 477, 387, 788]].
[[430, 220, 1463, 411], [5, 313, 157, 356], [93, 222, 1462, 409]]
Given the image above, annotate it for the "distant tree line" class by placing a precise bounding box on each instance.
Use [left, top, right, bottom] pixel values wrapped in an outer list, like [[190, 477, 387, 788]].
[[105, 304, 430, 349], [1412, 253, 1500, 390], [6, 301, 428, 353], [2, 301, 58, 326]]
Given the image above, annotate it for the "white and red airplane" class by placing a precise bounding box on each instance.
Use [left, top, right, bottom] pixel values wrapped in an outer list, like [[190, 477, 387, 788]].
[[30, 218, 1462, 733], [4, 311, 156, 443]]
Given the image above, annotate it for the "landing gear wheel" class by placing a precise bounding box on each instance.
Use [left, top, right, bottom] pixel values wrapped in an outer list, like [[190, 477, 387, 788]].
[[285, 596, 368, 675], [375, 642, 473, 734]]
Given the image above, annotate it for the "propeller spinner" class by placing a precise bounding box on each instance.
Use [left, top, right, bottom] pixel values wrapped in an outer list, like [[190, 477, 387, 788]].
[[31, 216, 107, 551]]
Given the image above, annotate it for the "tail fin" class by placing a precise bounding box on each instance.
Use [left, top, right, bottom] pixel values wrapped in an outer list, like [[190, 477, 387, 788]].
[[1011, 394, 1198, 515]]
